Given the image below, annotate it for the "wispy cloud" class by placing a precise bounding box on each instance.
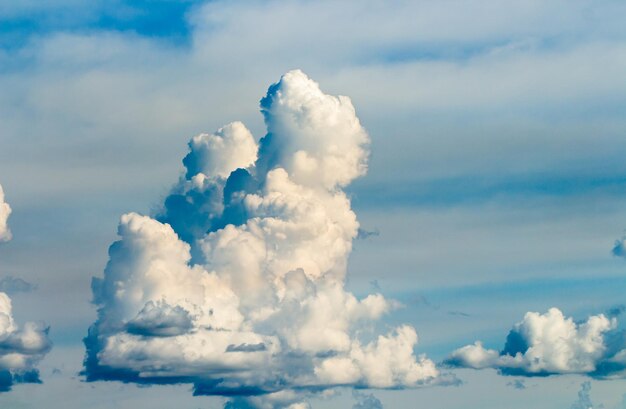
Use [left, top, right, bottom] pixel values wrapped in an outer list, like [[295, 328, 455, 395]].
[[0, 277, 37, 295]]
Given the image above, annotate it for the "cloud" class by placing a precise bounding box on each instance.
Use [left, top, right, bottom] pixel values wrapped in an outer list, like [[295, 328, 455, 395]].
[[83, 70, 438, 407], [0, 184, 11, 242], [446, 308, 618, 376], [570, 381, 599, 409], [0, 291, 52, 391], [0, 184, 52, 392], [352, 391, 384, 409], [506, 379, 526, 390], [224, 390, 314, 409], [0, 277, 37, 295], [613, 233, 626, 258], [357, 228, 379, 240]]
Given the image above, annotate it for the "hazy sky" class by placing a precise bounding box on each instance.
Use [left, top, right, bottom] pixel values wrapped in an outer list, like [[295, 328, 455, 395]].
[[1, 0, 626, 408]]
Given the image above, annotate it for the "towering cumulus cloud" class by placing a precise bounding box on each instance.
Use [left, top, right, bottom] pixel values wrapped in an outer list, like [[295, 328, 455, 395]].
[[84, 71, 438, 407], [0, 184, 52, 391]]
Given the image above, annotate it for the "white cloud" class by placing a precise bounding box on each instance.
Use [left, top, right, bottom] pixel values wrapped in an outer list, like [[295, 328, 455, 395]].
[[447, 308, 615, 375], [570, 381, 597, 409], [184, 121, 258, 179], [0, 183, 52, 391], [315, 325, 437, 388], [0, 277, 37, 295], [85, 71, 437, 407], [0, 292, 51, 391], [258, 70, 369, 189], [612, 233, 626, 258], [0, 185, 11, 242]]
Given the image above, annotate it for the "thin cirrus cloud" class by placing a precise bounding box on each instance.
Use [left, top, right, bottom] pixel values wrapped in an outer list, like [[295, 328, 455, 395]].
[[0, 184, 52, 392], [83, 70, 440, 408]]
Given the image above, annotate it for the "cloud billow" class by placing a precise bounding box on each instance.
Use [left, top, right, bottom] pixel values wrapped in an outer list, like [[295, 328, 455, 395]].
[[445, 307, 626, 378], [83, 71, 438, 408]]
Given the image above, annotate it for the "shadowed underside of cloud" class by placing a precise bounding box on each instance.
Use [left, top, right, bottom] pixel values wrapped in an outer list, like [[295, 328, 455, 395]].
[[83, 70, 439, 408], [0, 185, 52, 391], [445, 307, 626, 379]]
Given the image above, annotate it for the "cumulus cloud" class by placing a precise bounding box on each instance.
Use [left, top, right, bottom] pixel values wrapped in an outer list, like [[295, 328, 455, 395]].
[[352, 391, 384, 409], [446, 308, 617, 376], [0, 292, 52, 391], [84, 70, 438, 407], [0, 184, 11, 242], [0, 184, 52, 391]]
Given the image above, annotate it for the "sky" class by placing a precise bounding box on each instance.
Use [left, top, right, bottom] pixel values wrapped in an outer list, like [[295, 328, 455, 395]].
[[1, 0, 626, 407]]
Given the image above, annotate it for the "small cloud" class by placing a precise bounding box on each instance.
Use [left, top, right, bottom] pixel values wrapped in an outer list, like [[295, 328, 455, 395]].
[[357, 228, 379, 240], [506, 379, 526, 390], [0, 184, 12, 242], [445, 308, 618, 377], [570, 381, 601, 409], [612, 233, 626, 258], [369, 280, 381, 292], [352, 391, 383, 409], [0, 276, 37, 295], [606, 305, 626, 319]]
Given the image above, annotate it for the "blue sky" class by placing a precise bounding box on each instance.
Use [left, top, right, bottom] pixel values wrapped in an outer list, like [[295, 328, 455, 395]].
[[1, 0, 626, 407]]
